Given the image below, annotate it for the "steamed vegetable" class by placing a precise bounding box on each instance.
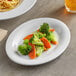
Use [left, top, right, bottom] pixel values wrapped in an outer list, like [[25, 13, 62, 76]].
[[30, 34, 44, 46], [23, 39, 29, 44], [46, 32, 57, 42], [18, 44, 32, 55], [49, 29, 55, 32], [28, 43, 36, 59], [36, 46, 44, 56], [34, 31, 46, 39], [40, 37, 51, 48], [39, 23, 50, 34], [51, 41, 58, 45], [37, 29, 39, 32], [23, 34, 33, 40], [18, 23, 58, 59]]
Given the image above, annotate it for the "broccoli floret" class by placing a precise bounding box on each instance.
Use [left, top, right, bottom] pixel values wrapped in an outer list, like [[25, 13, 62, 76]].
[[29, 35, 34, 43], [27, 45, 32, 51], [18, 44, 32, 55], [30, 34, 44, 46], [18, 45, 27, 55], [34, 31, 46, 39], [39, 23, 50, 34], [46, 32, 57, 42], [23, 39, 29, 44], [36, 46, 44, 56]]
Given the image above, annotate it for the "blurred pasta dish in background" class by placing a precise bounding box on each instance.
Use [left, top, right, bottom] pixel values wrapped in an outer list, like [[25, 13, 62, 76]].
[[0, 0, 19, 12]]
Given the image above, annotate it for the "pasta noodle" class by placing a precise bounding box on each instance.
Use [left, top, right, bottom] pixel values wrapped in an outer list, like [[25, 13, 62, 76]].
[[0, 0, 19, 12]]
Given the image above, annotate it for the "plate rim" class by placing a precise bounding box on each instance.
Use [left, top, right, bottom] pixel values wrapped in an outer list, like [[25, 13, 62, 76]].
[[6, 18, 71, 66]]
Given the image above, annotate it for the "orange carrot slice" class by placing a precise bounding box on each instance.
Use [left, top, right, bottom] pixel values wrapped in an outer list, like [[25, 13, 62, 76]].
[[23, 34, 33, 40], [49, 29, 55, 32], [37, 29, 39, 32], [40, 37, 51, 48], [28, 43, 36, 59], [51, 41, 58, 45]]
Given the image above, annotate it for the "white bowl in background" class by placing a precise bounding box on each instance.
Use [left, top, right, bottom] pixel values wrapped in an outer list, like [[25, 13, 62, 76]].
[[0, 0, 37, 20]]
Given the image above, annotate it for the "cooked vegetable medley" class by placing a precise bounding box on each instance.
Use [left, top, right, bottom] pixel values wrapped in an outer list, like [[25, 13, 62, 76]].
[[18, 23, 58, 59]]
